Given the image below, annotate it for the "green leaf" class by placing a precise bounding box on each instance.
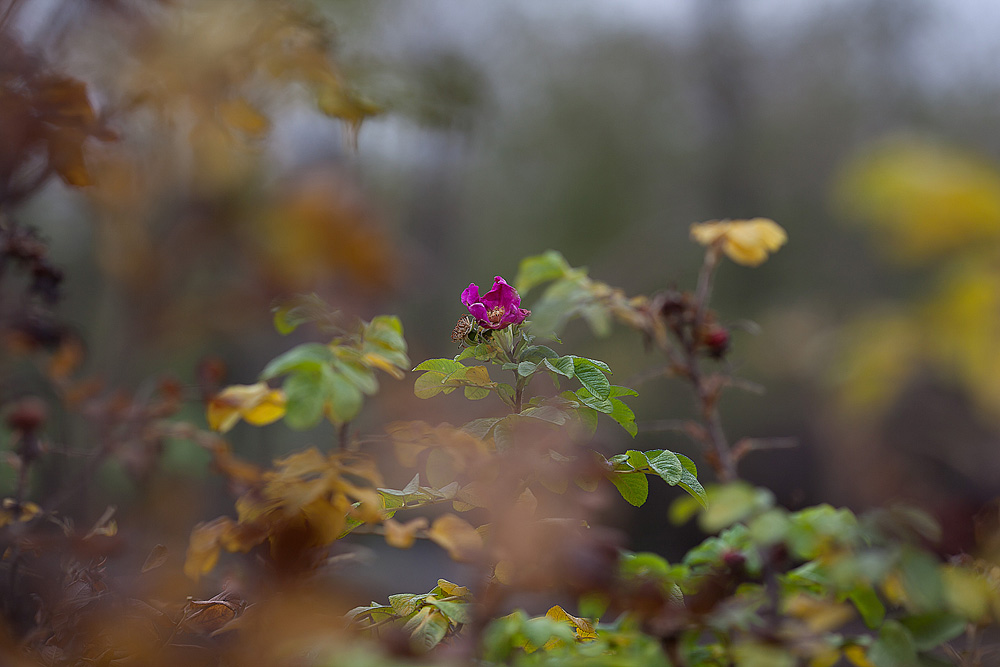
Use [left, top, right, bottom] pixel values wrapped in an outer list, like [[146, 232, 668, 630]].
[[519, 345, 559, 363], [625, 450, 648, 469], [331, 355, 379, 395], [572, 358, 610, 399], [414, 371, 453, 399], [493, 417, 516, 453], [366, 315, 407, 351], [543, 356, 575, 378], [323, 368, 363, 424], [463, 417, 501, 439], [516, 361, 538, 377], [576, 356, 612, 374], [521, 405, 569, 424], [676, 454, 707, 507], [850, 586, 887, 629], [389, 593, 424, 616], [609, 385, 638, 398], [429, 599, 472, 624], [698, 483, 769, 533], [413, 358, 465, 373], [404, 607, 450, 650], [456, 343, 490, 361], [272, 294, 339, 335], [283, 371, 326, 429], [899, 612, 966, 651], [448, 365, 492, 388], [869, 620, 918, 667], [573, 387, 613, 413], [526, 277, 591, 338], [575, 405, 599, 436], [260, 343, 332, 380], [580, 303, 612, 337], [464, 385, 490, 400], [899, 547, 945, 612], [609, 398, 637, 436], [496, 383, 516, 408], [646, 450, 683, 485], [515, 250, 572, 294], [608, 471, 649, 507]]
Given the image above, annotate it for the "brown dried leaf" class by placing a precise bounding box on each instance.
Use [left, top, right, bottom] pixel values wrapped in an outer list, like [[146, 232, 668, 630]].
[[141, 544, 168, 573]]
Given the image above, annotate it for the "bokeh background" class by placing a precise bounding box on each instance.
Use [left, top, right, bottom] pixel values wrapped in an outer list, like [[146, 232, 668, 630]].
[[5, 0, 1000, 592]]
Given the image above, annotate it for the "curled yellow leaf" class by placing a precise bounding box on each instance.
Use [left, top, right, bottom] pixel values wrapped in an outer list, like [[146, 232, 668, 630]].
[[690, 218, 787, 267], [207, 382, 286, 432]]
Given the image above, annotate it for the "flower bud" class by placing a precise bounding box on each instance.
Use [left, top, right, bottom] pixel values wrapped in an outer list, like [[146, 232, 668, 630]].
[[5, 397, 47, 433], [703, 326, 729, 359]]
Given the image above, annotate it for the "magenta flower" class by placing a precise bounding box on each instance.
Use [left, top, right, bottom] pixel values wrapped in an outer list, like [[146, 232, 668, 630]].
[[461, 276, 530, 330]]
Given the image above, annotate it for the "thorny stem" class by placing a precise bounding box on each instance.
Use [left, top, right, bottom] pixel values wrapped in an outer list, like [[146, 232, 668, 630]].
[[686, 244, 738, 482]]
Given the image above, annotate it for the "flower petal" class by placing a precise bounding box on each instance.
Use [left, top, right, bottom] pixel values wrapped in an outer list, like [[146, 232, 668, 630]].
[[467, 302, 490, 323], [460, 283, 480, 307], [483, 276, 520, 310]]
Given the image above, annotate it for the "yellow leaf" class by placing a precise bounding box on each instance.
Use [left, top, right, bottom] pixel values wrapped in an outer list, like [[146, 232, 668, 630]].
[[0, 499, 41, 528], [834, 136, 1000, 263], [809, 648, 841, 667], [690, 218, 787, 267], [942, 565, 991, 622], [843, 645, 876, 667], [363, 352, 404, 379], [545, 605, 597, 640], [436, 579, 471, 597], [494, 559, 516, 585], [384, 517, 428, 549], [218, 98, 270, 135], [300, 495, 349, 546], [782, 594, 853, 632], [184, 517, 236, 580], [207, 383, 286, 432], [428, 514, 483, 562]]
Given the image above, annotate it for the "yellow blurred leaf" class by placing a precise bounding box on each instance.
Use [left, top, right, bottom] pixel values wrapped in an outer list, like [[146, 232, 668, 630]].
[[809, 648, 842, 667], [835, 136, 1000, 263], [218, 98, 270, 135], [184, 517, 236, 580], [782, 594, 853, 633], [384, 517, 428, 549], [942, 565, 991, 622], [428, 514, 483, 562], [494, 559, 516, 585], [690, 218, 787, 267], [0, 499, 41, 528], [830, 311, 920, 416], [207, 382, 286, 432], [843, 645, 876, 667]]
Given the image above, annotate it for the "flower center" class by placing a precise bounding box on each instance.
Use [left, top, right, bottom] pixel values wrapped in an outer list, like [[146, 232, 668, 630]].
[[487, 305, 505, 325]]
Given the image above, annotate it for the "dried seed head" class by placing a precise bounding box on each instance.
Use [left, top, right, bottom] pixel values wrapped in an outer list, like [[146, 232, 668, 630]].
[[451, 316, 474, 343]]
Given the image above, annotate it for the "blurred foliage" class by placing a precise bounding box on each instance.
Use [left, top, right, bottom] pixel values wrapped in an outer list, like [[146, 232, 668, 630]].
[[1, 0, 1000, 665], [832, 137, 1000, 426]]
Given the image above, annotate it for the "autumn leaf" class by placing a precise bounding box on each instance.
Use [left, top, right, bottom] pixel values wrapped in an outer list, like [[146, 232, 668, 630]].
[[545, 605, 598, 641], [384, 517, 429, 549], [207, 382, 286, 432], [428, 514, 483, 562], [690, 218, 787, 267], [184, 517, 236, 580]]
